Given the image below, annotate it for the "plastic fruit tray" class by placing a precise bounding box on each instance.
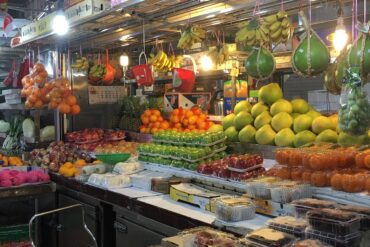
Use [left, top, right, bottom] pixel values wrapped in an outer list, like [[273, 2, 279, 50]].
[[95, 153, 130, 164]]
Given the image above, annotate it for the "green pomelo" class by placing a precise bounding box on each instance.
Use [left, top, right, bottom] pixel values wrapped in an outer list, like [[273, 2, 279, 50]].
[[255, 124, 276, 145], [254, 111, 272, 129], [234, 111, 254, 130], [234, 100, 252, 114], [312, 116, 336, 134], [207, 124, 223, 133], [258, 83, 283, 106], [222, 114, 235, 130], [291, 113, 302, 119], [292, 34, 330, 76], [316, 129, 338, 143], [251, 102, 269, 118], [245, 47, 275, 79], [347, 35, 370, 75], [224, 126, 239, 142], [238, 125, 256, 143], [293, 114, 313, 133], [294, 130, 316, 147], [338, 132, 369, 146], [271, 112, 293, 132], [270, 99, 293, 116], [291, 99, 310, 114], [275, 128, 295, 147], [306, 110, 322, 120]]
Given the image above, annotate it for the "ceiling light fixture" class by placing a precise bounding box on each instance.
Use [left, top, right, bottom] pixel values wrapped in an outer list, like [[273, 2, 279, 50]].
[[52, 13, 69, 36]]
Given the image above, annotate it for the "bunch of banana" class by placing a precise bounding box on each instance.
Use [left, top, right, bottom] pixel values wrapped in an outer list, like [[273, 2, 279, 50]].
[[208, 45, 229, 65], [72, 56, 89, 71], [149, 50, 184, 72], [88, 64, 106, 80], [235, 18, 270, 47], [177, 25, 206, 50], [262, 10, 293, 44]]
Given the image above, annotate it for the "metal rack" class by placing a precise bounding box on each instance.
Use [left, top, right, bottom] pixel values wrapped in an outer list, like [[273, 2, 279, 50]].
[[29, 204, 98, 247]]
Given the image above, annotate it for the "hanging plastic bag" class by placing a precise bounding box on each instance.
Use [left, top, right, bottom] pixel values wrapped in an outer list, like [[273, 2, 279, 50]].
[[173, 55, 197, 93], [17, 57, 33, 88], [132, 51, 154, 87], [339, 68, 370, 136], [3, 59, 17, 88], [102, 49, 116, 85]]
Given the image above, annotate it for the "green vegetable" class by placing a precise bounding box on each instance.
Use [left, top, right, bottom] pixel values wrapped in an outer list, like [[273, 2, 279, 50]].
[[22, 118, 35, 139], [0, 120, 10, 133], [2, 115, 24, 150], [40, 126, 55, 142]]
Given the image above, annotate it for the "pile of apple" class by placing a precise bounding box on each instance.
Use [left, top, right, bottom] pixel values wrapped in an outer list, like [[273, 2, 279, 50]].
[[29, 141, 93, 172], [21, 63, 80, 114], [197, 154, 265, 181]]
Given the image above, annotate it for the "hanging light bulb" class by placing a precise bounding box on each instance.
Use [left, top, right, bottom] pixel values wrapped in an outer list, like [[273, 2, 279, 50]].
[[333, 16, 348, 52], [120, 54, 129, 67], [200, 55, 213, 71], [52, 13, 69, 36]]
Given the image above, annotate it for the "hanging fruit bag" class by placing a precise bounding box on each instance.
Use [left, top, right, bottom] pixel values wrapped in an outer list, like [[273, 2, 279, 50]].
[[3, 59, 17, 88], [292, 11, 330, 77], [173, 55, 197, 93], [132, 51, 154, 87], [102, 49, 116, 85], [245, 46, 276, 80], [338, 67, 370, 136]]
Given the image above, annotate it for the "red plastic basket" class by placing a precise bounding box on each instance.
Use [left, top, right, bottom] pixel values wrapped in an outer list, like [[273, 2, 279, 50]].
[[132, 51, 154, 87], [173, 55, 197, 93]]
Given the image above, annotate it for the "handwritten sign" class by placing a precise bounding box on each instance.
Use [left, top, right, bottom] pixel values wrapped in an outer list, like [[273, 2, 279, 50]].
[[21, 12, 56, 43]]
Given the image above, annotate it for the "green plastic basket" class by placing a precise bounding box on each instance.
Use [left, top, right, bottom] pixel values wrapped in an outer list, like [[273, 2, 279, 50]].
[[0, 225, 29, 243], [95, 153, 131, 165]]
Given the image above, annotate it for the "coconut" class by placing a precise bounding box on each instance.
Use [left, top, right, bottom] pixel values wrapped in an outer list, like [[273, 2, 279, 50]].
[[245, 46, 275, 80], [292, 11, 330, 77], [347, 21, 370, 80]]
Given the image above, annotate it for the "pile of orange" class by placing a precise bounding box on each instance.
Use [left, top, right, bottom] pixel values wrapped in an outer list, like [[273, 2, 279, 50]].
[[21, 65, 80, 115], [140, 109, 170, 134], [169, 107, 214, 132]]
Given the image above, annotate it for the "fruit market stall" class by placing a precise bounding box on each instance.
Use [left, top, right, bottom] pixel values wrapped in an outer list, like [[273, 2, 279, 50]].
[[1, 0, 370, 246]]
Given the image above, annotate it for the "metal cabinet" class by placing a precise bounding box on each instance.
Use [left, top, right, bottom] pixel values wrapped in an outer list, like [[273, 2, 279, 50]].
[[57, 194, 99, 247]]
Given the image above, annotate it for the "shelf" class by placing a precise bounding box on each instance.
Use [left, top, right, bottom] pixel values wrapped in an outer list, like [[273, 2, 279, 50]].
[[0, 103, 25, 110], [0, 182, 55, 200]]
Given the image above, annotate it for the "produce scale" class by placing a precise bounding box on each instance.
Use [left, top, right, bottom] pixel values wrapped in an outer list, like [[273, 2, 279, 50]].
[[0, 0, 369, 247]]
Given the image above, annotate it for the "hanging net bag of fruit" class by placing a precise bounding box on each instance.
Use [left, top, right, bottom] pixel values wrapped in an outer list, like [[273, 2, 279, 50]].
[[347, 21, 370, 81], [292, 11, 330, 77], [339, 67, 370, 136]]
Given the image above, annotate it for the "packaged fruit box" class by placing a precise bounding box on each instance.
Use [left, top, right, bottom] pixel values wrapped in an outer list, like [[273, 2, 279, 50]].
[[152, 131, 226, 147]]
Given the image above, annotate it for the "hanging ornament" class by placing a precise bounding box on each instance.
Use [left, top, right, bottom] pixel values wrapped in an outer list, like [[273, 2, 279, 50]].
[[292, 11, 331, 77], [347, 21, 370, 81], [245, 46, 275, 80], [3, 14, 13, 37]]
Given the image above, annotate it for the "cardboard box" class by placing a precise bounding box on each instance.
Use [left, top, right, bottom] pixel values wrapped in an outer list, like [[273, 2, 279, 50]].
[[170, 183, 221, 212], [246, 197, 296, 217]]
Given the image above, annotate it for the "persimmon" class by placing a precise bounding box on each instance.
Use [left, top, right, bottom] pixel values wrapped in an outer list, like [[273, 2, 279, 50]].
[[302, 170, 312, 183], [151, 128, 158, 134], [48, 101, 58, 109], [71, 105, 81, 115], [366, 177, 370, 194], [172, 109, 180, 115], [188, 116, 197, 125], [143, 110, 151, 117], [160, 121, 170, 129], [174, 123, 182, 129], [331, 173, 343, 191], [276, 166, 291, 180], [151, 109, 161, 117], [342, 173, 366, 193], [197, 121, 206, 130], [28, 94, 37, 104], [311, 171, 329, 187], [65, 95, 77, 106], [25, 100, 33, 109], [34, 75, 44, 84], [58, 103, 71, 114], [157, 116, 164, 122], [153, 122, 161, 128], [34, 63, 45, 72], [185, 111, 193, 118], [171, 115, 180, 123], [141, 116, 149, 125], [149, 115, 158, 122], [34, 100, 44, 109], [291, 168, 303, 181], [182, 118, 189, 126], [365, 155, 370, 169]]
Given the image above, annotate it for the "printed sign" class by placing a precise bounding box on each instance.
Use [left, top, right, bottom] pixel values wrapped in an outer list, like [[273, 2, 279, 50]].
[[21, 12, 56, 43], [88, 85, 127, 104]]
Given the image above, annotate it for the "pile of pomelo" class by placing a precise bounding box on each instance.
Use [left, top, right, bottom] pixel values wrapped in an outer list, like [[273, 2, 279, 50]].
[[213, 83, 369, 147]]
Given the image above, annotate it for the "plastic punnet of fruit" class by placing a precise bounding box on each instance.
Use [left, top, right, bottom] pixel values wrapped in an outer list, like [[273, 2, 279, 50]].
[[339, 68, 370, 136]]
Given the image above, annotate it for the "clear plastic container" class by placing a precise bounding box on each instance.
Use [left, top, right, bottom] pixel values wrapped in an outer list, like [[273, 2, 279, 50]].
[[305, 227, 362, 247], [178, 227, 237, 247], [306, 208, 361, 235], [245, 176, 280, 200], [245, 228, 297, 247], [113, 161, 143, 175], [215, 197, 256, 222], [291, 198, 337, 218], [225, 154, 263, 170], [270, 182, 312, 204], [131, 170, 171, 190], [101, 174, 131, 189], [267, 216, 307, 238], [292, 239, 330, 247], [336, 205, 370, 231]]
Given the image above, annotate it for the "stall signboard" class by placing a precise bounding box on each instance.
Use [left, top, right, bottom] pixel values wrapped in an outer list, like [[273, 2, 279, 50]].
[[65, 0, 110, 24], [21, 12, 56, 44]]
